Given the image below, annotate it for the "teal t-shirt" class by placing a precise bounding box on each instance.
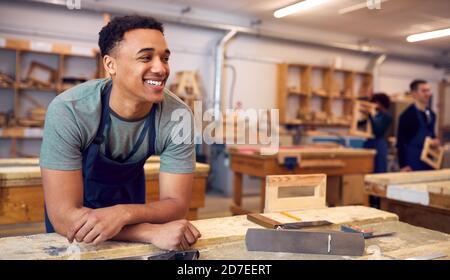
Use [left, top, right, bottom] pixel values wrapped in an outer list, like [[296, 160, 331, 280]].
[[39, 78, 195, 173]]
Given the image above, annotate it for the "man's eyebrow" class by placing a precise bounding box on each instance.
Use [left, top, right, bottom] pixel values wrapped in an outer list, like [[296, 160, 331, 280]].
[[136, 48, 155, 55], [136, 48, 171, 55]]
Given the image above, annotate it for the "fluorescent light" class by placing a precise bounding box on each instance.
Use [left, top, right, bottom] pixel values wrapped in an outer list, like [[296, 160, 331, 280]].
[[407, 28, 450, 42], [274, 0, 328, 18]]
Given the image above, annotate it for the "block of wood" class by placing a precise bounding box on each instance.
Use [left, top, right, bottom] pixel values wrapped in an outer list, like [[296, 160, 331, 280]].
[[365, 170, 450, 211], [365, 169, 450, 186]]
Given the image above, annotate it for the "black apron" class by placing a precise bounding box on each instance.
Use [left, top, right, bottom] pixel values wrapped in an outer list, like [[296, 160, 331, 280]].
[[45, 82, 157, 232]]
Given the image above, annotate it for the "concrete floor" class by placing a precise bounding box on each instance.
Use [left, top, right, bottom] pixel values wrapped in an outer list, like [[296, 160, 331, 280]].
[[198, 191, 260, 220]]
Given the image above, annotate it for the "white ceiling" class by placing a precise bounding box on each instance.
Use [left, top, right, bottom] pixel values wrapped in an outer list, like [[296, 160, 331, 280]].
[[157, 0, 450, 51]]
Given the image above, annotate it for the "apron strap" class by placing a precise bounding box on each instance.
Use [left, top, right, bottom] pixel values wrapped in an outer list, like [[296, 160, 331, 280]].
[[146, 104, 157, 157], [90, 81, 113, 148]]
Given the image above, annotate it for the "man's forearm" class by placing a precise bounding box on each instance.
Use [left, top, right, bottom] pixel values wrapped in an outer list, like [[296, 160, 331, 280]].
[[119, 199, 188, 225], [112, 223, 156, 243], [52, 206, 91, 237], [56, 202, 186, 241]]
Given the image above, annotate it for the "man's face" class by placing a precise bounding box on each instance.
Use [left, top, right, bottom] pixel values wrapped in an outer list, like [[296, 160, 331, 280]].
[[412, 83, 432, 106], [109, 28, 170, 103]]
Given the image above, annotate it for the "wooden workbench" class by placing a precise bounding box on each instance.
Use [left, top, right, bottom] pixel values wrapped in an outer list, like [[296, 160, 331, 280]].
[[365, 169, 450, 233], [0, 157, 209, 231], [0, 206, 448, 260], [228, 146, 376, 214]]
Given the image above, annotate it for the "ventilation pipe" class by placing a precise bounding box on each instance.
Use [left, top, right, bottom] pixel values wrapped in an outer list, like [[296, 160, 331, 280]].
[[213, 29, 237, 119]]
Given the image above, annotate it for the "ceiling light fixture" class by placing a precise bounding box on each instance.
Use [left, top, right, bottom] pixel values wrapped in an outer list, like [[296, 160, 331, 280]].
[[274, 0, 328, 18], [406, 28, 450, 42], [338, 0, 389, 15]]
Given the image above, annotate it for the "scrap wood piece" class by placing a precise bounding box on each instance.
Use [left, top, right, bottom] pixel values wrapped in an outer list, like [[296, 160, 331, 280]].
[[170, 71, 202, 106], [264, 174, 327, 213], [19, 93, 46, 125], [265, 206, 398, 225], [30, 108, 46, 122], [17, 118, 44, 127], [247, 213, 283, 228], [349, 100, 377, 138], [26, 61, 57, 87], [0, 72, 14, 83], [359, 241, 450, 260], [421, 137, 444, 170], [313, 88, 328, 97], [169, 71, 203, 113], [312, 111, 328, 122], [247, 213, 332, 229], [0, 72, 14, 87], [0, 127, 25, 139], [364, 169, 450, 186]]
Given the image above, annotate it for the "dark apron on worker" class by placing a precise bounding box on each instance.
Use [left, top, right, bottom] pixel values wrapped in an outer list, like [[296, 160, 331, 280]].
[[45, 82, 157, 232], [404, 106, 434, 171], [364, 137, 388, 173]]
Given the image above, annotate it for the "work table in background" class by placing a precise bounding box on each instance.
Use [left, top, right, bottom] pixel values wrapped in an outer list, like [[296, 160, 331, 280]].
[[0, 157, 209, 236], [228, 146, 376, 214], [0, 206, 448, 260], [365, 169, 450, 233]]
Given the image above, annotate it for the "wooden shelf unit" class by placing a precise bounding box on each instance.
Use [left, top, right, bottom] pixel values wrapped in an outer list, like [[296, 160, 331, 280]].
[[0, 37, 101, 157], [278, 63, 373, 126]]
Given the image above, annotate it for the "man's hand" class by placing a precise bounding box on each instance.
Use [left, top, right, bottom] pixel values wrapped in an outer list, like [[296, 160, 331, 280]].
[[67, 205, 129, 245], [359, 107, 369, 116], [400, 166, 412, 172], [430, 138, 441, 148], [147, 219, 201, 251]]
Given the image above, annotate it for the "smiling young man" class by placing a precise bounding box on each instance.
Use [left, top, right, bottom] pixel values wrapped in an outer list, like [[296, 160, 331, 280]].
[[40, 15, 200, 250]]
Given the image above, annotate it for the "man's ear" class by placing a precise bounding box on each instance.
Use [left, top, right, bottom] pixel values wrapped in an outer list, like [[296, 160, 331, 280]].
[[103, 55, 116, 77]]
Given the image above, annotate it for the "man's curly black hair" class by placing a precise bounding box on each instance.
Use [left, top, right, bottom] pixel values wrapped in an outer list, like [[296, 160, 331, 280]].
[[98, 15, 164, 57]]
